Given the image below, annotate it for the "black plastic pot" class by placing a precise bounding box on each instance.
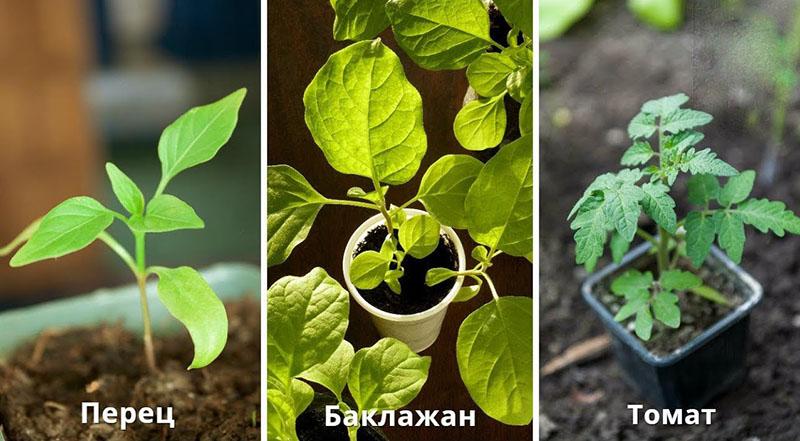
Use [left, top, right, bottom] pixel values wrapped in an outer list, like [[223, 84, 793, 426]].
[[296, 393, 388, 441], [582, 242, 763, 408]]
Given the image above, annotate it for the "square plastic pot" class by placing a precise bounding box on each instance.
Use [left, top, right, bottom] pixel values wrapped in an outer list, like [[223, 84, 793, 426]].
[[582, 242, 762, 409], [0, 262, 259, 440]]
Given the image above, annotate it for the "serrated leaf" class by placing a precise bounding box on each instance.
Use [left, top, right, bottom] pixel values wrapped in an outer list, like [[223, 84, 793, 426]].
[[349, 338, 431, 412], [303, 40, 426, 185], [331, 0, 390, 41], [135, 194, 204, 233], [106, 163, 145, 215], [398, 214, 441, 259], [685, 211, 721, 267], [493, 0, 533, 36], [611, 270, 653, 298], [454, 94, 507, 151], [718, 213, 745, 263], [635, 307, 653, 340], [425, 267, 457, 286], [150, 266, 228, 369], [614, 297, 648, 322], [11, 197, 114, 267], [687, 174, 720, 205], [267, 165, 327, 267], [718, 170, 755, 206], [457, 297, 532, 425], [158, 89, 246, 189], [660, 270, 702, 291], [267, 268, 349, 379], [621, 141, 654, 166], [680, 148, 738, 177], [640, 182, 677, 233], [465, 135, 533, 260], [666, 130, 704, 153], [350, 251, 392, 290], [734, 198, 800, 236], [466, 53, 517, 97], [628, 112, 657, 139], [661, 109, 713, 133], [610, 230, 631, 264], [641, 93, 689, 116], [298, 340, 354, 400], [603, 177, 645, 241], [386, 0, 492, 70], [571, 195, 607, 271], [652, 291, 680, 328], [539, 0, 594, 41]]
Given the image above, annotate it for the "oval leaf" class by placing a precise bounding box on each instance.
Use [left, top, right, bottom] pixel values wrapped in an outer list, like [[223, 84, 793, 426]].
[[11, 197, 114, 267], [150, 266, 228, 369], [106, 163, 145, 215], [457, 296, 533, 425], [493, 0, 533, 37], [298, 340, 355, 400], [398, 214, 441, 259], [417, 155, 483, 229], [466, 53, 517, 97], [350, 250, 391, 290], [332, 0, 390, 41], [136, 194, 204, 233], [303, 40, 426, 185], [454, 94, 508, 151], [425, 267, 457, 286]]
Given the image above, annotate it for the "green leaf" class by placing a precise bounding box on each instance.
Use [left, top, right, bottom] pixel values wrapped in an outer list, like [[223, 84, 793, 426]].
[[687, 174, 720, 205], [652, 291, 680, 328], [350, 251, 391, 290], [150, 266, 228, 369], [0, 218, 41, 258], [454, 94, 507, 151], [505, 66, 532, 102], [570, 195, 607, 271], [472, 245, 489, 262], [465, 135, 533, 260], [660, 270, 702, 291], [641, 93, 689, 116], [685, 211, 721, 267], [267, 376, 307, 441], [466, 53, 517, 97], [134, 194, 204, 233], [609, 231, 631, 264], [666, 130, 704, 154], [303, 40, 426, 185], [417, 155, 483, 229], [425, 267, 457, 286], [349, 338, 431, 412], [611, 270, 653, 298], [539, 0, 594, 41], [718, 213, 745, 263], [267, 268, 349, 379], [298, 340, 354, 400], [603, 175, 645, 241], [158, 88, 246, 189], [453, 284, 481, 302], [661, 108, 713, 133], [386, 277, 402, 295], [386, 0, 491, 70], [398, 214, 440, 259], [105, 163, 145, 215], [331, 0, 390, 41], [640, 182, 677, 233], [457, 297, 533, 425], [718, 170, 755, 206], [628, 112, 657, 139], [11, 197, 114, 267], [520, 95, 533, 136], [734, 198, 800, 236], [267, 165, 327, 267], [690, 285, 730, 305], [680, 148, 738, 177], [635, 306, 653, 340], [628, 0, 684, 31], [620, 141, 654, 166], [613, 297, 648, 322], [493, 0, 533, 36]]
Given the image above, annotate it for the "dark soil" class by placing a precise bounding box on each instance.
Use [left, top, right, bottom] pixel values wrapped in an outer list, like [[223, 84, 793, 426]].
[[295, 394, 385, 441], [593, 255, 744, 356], [0, 300, 260, 441], [353, 225, 457, 315], [541, 1, 800, 440]]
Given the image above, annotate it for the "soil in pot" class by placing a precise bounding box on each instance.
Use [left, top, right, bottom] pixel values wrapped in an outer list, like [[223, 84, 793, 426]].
[[594, 254, 745, 356], [295, 394, 385, 441], [353, 225, 457, 315], [0, 299, 260, 441]]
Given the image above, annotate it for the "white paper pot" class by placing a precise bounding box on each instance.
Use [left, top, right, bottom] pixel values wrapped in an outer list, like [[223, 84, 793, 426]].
[[342, 209, 466, 352]]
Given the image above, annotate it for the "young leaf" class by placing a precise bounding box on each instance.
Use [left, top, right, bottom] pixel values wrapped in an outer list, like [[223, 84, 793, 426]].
[[465, 135, 533, 260], [661, 108, 713, 134], [386, 277, 402, 295], [602, 173, 645, 241], [471, 245, 489, 262], [348, 338, 431, 412], [11, 197, 114, 267], [613, 296, 648, 322], [685, 211, 721, 267], [347, 186, 387, 204], [398, 215, 440, 259], [106, 163, 145, 215], [718, 213, 745, 263], [134, 194, 204, 233], [425, 267, 457, 286], [652, 292, 680, 328], [385, 0, 491, 70], [628, 112, 657, 139], [734, 198, 800, 236], [640, 182, 677, 234], [466, 53, 517, 97], [158, 88, 246, 189], [505, 66, 532, 102], [303, 40, 426, 185], [570, 195, 608, 271], [417, 155, 483, 229], [635, 306, 653, 340], [457, 297, 533, 425], [611, 270, 653, 298], [679, 148, 738, 177], [267, 268, 349, 379], [493, 0, 533, 37], [687, 174, 720, 205], [453, 284, 481, 303], [660, 270, 702, 291], [718, 170, 755, 207], [539, 0, 594, 41], [620, 141, 654, 166], [641, 93, 689, 116], [520, 95, 533, 136], [609, 230, 631, 264], [454, 94, 507, 151], [150, 266, 228, 369], [267, 165, 327, 267], [331, 0, 390, 41], [267, 377, 308, 441], [350, 251, 391, 290], [298, 340, 355, 400], [666, 130, 704, 153]]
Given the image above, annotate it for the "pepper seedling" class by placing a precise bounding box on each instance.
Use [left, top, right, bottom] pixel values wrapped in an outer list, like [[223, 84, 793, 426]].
[[569, 93, 800, 341], [267, 268, 430, 441], [1, 89, 247, 371]]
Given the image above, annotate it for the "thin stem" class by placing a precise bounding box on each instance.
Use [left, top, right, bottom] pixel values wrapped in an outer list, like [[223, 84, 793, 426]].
[[370, 175, 394, 234], [484, 272, 500, 301], [134, 232, 158, 373], [399, 196, 419, 209], [98, 232, 137, 274], [636, 228, 658, 246], [323, 198, 381, 211], [657, 227, 670, 275]]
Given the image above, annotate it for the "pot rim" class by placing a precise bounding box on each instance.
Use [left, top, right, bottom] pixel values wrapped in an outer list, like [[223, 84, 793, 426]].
[[582, 241, 763, 367], [342, 209, 466, 322]]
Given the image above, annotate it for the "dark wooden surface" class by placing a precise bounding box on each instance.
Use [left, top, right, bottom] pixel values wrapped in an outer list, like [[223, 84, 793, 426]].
[[267, 3, 533, 440]]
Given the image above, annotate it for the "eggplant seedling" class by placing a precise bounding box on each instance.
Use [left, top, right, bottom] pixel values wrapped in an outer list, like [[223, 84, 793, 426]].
[[569, 93, 800, 341], [1, 89, 247, 372]]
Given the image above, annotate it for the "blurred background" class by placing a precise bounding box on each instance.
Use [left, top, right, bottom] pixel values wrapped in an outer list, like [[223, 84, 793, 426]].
[[0, 0, 260, 309]]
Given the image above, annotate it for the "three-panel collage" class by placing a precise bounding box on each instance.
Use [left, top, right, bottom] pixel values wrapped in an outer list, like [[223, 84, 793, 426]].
[[0, 0, 799, 440]]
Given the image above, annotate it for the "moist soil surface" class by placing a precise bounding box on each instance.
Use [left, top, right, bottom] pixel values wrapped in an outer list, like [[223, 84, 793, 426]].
[[541, 1, 800, 440], [0, 300, 260, 441], [353, 225, 457, 315]]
